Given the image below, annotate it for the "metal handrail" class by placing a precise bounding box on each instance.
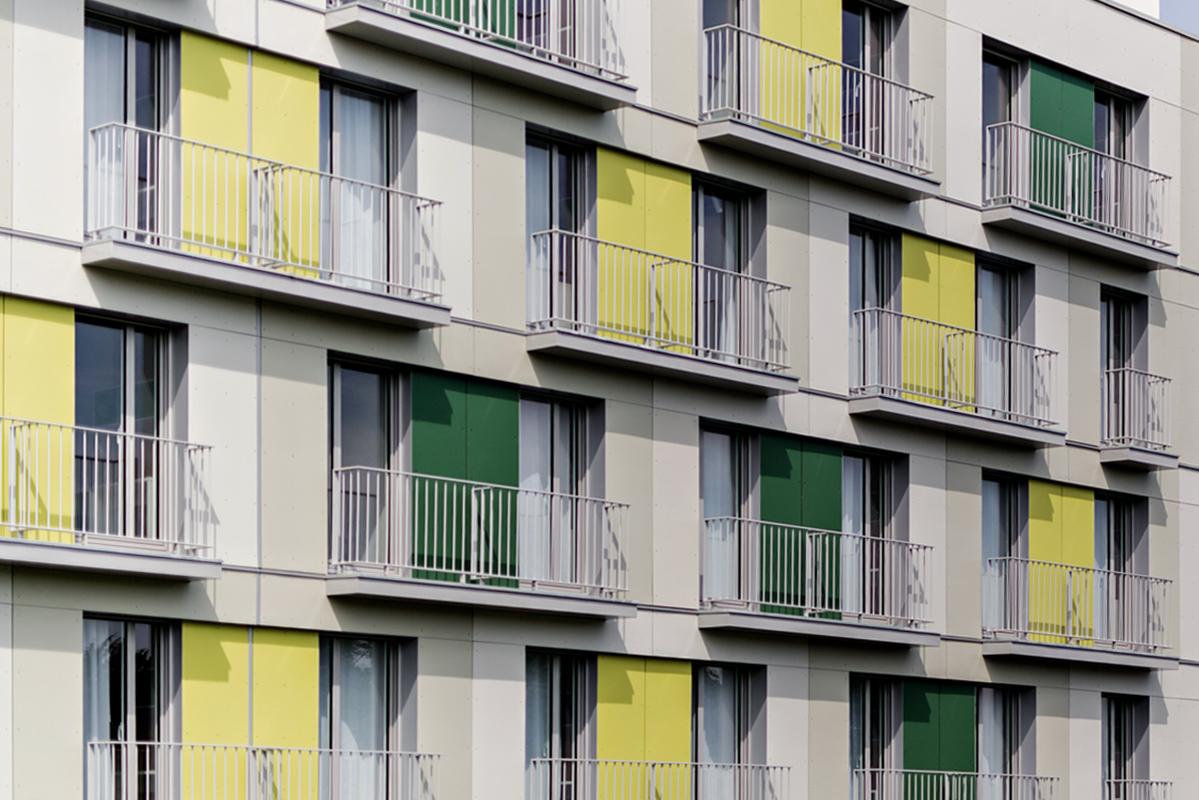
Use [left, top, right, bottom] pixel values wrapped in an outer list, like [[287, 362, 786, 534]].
[[526, 758, 790, 800], [1106, 779, 1173, 800], [1102, 367, 1172, 451], [701, 516, 932, 627], [851, 769, 1059, 800]]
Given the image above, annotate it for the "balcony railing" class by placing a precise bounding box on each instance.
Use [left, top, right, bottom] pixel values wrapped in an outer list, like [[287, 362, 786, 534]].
[[850, 307, 1058, 429], [851, 769, 1058, 800], [700, 25, 934, 175], [331, 467, 628, 597], [86, 741, 439, 800], [0, 418, 213, 556], [984, 122, 1171, 248], [1107, 780, 1173, 800], [983, 557, 1171, 653], [526, 758, 789, 800], [1102, 368, 1171, 451], [327, 0, 627, 81], [528, 229, 790, 373], [701, 517, 931, 628], [86, 123, 443, 303]]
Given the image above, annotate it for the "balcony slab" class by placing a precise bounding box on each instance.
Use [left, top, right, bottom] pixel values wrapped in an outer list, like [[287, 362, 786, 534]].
[[0, 536, 221, 580], [698, 609, 940, 647], [848, 394, 1065, 447], [698, 119, 940, 201], [981, 205, 1178, 270], [326, 573, 637, 618], [982, 639, 1178, 671], [325, 3, 636, 110], [527, 329, 798, 395], [1100, 445, 1179, 471], [83, 240, 451, 328]]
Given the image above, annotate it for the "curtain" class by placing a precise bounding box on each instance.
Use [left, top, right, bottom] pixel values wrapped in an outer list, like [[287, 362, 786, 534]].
[[700, 431, 737, 603], [842, 456, 864, 615], [519, 399, 554, 581], [978, 688, 1004, 800], [85, 21, 126, 237], [977, 267, 1012, 417], [697, 666, 738, 799], [336, 639, 387, 798], [331, 89, 387, 290]]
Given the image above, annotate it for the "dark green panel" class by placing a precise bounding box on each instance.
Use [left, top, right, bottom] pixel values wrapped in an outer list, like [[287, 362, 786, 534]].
[[902, 680, 942, 772], [1030, 61, 1094, 148], [800, 442, 842, 531], [939, 683, 978, 773], [410, 371, 467, 479], [760, 434, 803, 525], [465, 381, 520, 487]]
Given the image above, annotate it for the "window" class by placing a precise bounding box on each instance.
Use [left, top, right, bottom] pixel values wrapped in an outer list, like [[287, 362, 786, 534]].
[[1093, 91, 1136, 232], [982, 51, 1017, 190], [1094, 92, 1134, 162], [700, 428, 753, 604], [694, 664, 764, 796], [75, 318, 167, 538], [526, 136, 590, 326], [981, 477, 1023, 564], [329, 363, 398, 565], [1095, 496, 1143, 645], [84, 617, 177, 796], [976, 263, 1021, 417], [850, 676, 899, 788], [841, 452, 893, 617], [693, 182, 749, 360], [842, 1, 891, 156], [978, 686, 1033, 779], [526, 651, 595, 799], [1100, 291, 1138, 374], [1100, 290, 1147, 445], [319, 637, 406, 797], [1103, 695, 1147, 795], [849, 226, 896, 315]]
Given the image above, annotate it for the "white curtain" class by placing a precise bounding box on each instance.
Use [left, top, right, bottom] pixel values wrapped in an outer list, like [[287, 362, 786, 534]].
[[519, 400, 554, 582], [976, 267, 1011, 417], [1094, 499, 1111, 643], [697, 666, 738, 799], [84, 21, 127, 236], [978, 688, 1005, 800], [83, 619, 125, 744], [332, 89, 387, 290], [700, 431, 737, 603], [842, 456, 864, 616], [336, 639, 387, 799]]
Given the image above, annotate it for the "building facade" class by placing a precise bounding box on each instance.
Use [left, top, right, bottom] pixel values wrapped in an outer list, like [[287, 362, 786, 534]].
[[0, 0, 1195, 798]]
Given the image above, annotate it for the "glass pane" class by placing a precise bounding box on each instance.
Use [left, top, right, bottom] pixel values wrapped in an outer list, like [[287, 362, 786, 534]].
[[319, 639, 332, 750], [698, 665, 739, 800], [84, 619, 126, 743], [132, 33, 159, 131], [554, 147, 577, 233], [336, 639, 388, 799], [337, 368, 389, 470], [867, 10, 886, 76], [700, 431, 735, 519], [519, 399, 554, 580], [982, 58, 1012, 129], [76, 323, 125, 431], [702, 0, 738, 28], [132, 622, 159, 742], [76, 322, 125, 535], [842, 4, 865, 70], [85, 21, 126, 132], [331, 88, 388, 286]]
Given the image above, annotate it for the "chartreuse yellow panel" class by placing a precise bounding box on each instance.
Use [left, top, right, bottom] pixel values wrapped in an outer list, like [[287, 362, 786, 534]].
[[801, 0, 841, 60], [180, 32, 250, 259], [938, 244, 976, 411], [597, 656, 693, 795], [182, 623, 250, 797], [1027, 482, 1096, 644], [595, 149, 694, 351], [252, 629, 320, 796], [1, 299, 74, 543], [252, 52, 321, 273], [758, 0, 841, 141]]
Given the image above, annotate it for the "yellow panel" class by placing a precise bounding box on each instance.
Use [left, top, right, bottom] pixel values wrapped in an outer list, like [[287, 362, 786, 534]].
[[252, 629, 320, 748], [1061, 486, 1095, 568], [900, 234, 940, 321], [596, 148, 646, 249], [644, 659, 692, 763], [2, 299, 75, 542], [937, 245, 975, 331], [644, 162, 691, 260], [801, 0, 842, 61], [1027, 481, 1067, 643], [595, 654, 646, 761], [251, 52, 321, 271], [182, 623, 250, 744], [1027, 480, 1063, 564], [759, 0, 802, 48], [180, 33, 250, 258], [900, 235, 940, 404]]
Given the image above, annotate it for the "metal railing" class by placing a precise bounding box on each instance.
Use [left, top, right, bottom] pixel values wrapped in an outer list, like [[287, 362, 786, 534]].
[[528, 229, 790, 373], [983, 557, 1171, 652], [331, 467, 628, 597], [1102, 368, 1171, 452], [983, 122, 1171, 248], [0, 418, 213, 556], [526, 758, 789, 800], [1106, 780, 1173, 800], [850, 307, 1058, 428], [86, 741, 439, 800], [86, 122, 443, 303], [328, 0, 627, 81], [851, 769, 1058, 800], [701, 517, 931, 628], [701, 25, 934, 175]]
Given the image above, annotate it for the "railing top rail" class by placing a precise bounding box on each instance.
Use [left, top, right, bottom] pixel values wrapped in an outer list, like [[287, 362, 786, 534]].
[[985, 556, 1171, 584], [85, 739, 442, 758], [854, 306, 1057, 357], [333, 465, 628, 509], [88, 122, 442, 205], [1, 415, 211, 451], [1105, 779, 1174, 786], [704, 515, 932, 550], [1104, 366, 1172, 383], [984, 121, 1172, 181], [702, 24, 935, 100], [531, 228, 790, 292]]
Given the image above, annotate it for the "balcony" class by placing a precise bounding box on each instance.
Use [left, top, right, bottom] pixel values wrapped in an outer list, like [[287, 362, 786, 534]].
[[327, 467, 633, 617], [325, 0, 634, 110], [526, 230, 796, 394], [1101, 368, 1176, 470], [526, 758, 790, 800], [699, 25, 938, 200], [84, 123, 449, 327], [851, 770, 1058, 800], [982, 557, 1175, 669], [983, 122, 1176, 268], [86, 741, 439, 800], [698, 517, 937, 646], [1107, 780, 1173, 800], [849, 308, 1063, 447], [0, 418, 218, 580]]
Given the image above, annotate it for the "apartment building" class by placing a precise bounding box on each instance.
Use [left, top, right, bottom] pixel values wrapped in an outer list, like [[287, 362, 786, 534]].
[[0, 0, 1194, 798]]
